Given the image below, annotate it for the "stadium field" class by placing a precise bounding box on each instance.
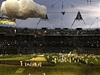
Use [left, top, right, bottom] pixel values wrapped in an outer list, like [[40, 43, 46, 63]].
[[0, 54, 100, 75]]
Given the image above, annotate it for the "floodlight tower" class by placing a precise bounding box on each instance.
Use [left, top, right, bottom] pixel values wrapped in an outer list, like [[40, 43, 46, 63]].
[[89, 17, 100, 28], [49, 0, 74, 28]]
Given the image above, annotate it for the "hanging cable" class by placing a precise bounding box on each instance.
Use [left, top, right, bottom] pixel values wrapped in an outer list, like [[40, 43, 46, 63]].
[[17, 20, 23, 26], [63, 19, 70, 28], [88, 17, 100, 28], [64, 0, 75, 8], [50, 0, 61, 8], [61, 0, 66, 15], [27, 19, 35, 28], [36, 19, 41, 29], [36, 17, 53, 29], [62, 0, 64, 11]]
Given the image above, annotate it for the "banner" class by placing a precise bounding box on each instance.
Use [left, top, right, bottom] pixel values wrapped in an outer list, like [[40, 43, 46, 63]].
[[0, 17, 16, 25]]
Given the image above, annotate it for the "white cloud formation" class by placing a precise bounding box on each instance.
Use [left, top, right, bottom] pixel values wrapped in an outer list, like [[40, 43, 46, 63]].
[[1, 0, 47, 19]]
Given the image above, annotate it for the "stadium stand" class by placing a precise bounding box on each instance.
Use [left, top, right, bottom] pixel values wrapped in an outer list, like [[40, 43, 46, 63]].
[[0, 26, 100, 54]]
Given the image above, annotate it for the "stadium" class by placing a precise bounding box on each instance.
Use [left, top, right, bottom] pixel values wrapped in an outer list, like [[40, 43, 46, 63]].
[[0, 26, 100, 75], [0, 0, 100, 75]]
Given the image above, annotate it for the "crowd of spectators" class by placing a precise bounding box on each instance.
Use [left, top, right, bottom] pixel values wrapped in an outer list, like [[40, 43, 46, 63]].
[[0, 26, 100, 54]]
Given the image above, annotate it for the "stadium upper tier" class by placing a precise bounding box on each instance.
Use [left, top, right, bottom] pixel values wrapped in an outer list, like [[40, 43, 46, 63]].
[[0, 26, 100, 36]]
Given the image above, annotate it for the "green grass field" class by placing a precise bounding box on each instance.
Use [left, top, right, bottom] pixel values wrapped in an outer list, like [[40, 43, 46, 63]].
[[0, 54, 100, 75], [0, 55, 32, 60]]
